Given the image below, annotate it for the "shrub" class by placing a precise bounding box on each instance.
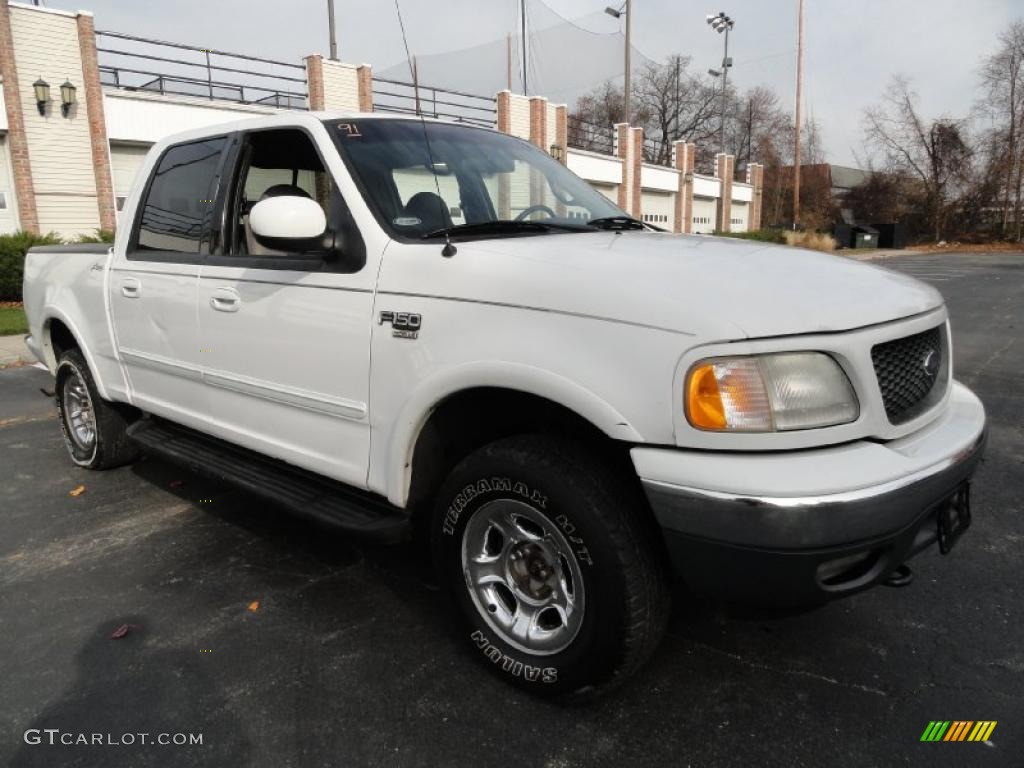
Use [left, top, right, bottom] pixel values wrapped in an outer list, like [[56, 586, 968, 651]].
[[74, 228, 116, 244], [0, 231, 64, 301], [783, 230, 837, 252], [715, 228, 786, 244]]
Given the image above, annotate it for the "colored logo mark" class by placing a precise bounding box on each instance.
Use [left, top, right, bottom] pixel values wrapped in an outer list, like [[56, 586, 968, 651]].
[[920, 721, 997, 742]]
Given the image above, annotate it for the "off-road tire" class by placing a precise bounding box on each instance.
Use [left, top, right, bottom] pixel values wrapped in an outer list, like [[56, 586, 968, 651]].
[[55, 349, 138, 470], [432, 434, 670, 700]]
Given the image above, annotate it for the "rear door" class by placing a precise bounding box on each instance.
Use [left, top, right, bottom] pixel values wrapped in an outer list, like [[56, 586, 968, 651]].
[[109, 135, 230, 426], [194, 125, 374, 487]]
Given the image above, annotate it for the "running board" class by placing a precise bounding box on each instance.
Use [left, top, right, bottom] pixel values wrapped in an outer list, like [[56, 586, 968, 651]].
[[127, 418, 409, 542]]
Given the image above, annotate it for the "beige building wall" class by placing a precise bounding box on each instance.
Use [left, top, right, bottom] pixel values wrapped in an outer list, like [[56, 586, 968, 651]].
[[321, 60, 363, 112], [508, 94, 530, 140], [9, 5, 100, 237]]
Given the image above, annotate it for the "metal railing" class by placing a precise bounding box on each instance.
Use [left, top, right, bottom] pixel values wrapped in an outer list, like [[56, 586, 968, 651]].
[[643, 136, 672, 167], [96, 31, 308, 109], [371, 77, 496, 127], [566, 116, 615, 155]]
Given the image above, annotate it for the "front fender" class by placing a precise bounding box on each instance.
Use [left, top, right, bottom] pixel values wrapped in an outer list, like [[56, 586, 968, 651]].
[[380, 361, 644, 507]]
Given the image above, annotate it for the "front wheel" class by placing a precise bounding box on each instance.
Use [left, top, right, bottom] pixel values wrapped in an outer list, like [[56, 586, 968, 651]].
[[432, 435, 669, 699]]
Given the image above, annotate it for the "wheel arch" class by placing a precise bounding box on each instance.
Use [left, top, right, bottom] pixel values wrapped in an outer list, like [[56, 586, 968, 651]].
[[385, 362, 645, 513], [41, 311, 112, 401]]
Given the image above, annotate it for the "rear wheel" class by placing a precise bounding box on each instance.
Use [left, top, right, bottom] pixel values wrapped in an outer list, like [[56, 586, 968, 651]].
[[55, 349, 138, 469], [432, 435, 669, 699]]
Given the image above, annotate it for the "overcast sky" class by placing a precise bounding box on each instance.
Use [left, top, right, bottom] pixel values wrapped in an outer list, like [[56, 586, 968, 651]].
[[42, 0, 1022, 166]]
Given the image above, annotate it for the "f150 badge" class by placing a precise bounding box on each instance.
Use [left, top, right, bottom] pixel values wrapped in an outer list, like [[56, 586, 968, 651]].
[[379, 311, 422, 339]]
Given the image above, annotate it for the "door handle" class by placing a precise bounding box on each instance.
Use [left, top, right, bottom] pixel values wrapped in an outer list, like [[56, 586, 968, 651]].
[[210, 288, 240, 313], [121, 278, 141, 298]]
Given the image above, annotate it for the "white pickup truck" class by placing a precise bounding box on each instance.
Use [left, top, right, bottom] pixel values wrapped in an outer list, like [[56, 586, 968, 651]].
[[23, 112, 986, 698]]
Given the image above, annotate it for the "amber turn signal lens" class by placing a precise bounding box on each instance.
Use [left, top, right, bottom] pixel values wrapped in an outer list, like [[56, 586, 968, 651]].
[[687, 363, 727, 429]]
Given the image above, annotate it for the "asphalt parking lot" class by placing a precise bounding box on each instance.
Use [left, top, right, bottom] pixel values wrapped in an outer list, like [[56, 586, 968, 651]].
[[1, 251, 1021, 767]]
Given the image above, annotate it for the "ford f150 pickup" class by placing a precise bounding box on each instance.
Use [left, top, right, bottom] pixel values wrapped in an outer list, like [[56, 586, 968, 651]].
[[23, 113, 986, 698]]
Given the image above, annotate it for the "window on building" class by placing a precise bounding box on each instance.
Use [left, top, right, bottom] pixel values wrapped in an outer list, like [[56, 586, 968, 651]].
[[135, 137, 226, 254], [116, 196, 126, 212], [0, 192, 7, 210]]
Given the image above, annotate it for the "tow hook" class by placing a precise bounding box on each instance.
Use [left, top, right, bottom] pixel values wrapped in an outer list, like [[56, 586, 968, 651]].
[[883, 563, 914, 587]]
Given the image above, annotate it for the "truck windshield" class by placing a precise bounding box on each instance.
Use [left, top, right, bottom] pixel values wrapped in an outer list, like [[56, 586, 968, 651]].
[[327, 119, 629, 240]]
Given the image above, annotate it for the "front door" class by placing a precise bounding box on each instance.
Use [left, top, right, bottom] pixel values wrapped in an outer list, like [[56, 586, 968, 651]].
[[195, 126, 374, 487], [109, 135, 229, 427]]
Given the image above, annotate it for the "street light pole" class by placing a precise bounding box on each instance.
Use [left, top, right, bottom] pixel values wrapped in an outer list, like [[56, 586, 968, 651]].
[[706, 11, 735, 156], [605, 3, 632, 124], [720, 22, 730, 155]]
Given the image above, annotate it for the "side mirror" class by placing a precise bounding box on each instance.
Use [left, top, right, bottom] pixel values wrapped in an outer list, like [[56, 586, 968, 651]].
[[249, 196, 327, 251]]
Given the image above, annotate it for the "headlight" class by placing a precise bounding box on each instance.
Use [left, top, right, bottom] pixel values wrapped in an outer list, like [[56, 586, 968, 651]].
[[685, 352, 858, 432]]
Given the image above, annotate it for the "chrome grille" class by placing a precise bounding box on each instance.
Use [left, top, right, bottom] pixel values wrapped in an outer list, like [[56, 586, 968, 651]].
[[871, 326, 945, 425]]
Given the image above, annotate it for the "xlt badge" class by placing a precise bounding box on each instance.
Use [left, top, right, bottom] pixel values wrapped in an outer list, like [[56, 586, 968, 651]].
[[379, 311, 422, 339]]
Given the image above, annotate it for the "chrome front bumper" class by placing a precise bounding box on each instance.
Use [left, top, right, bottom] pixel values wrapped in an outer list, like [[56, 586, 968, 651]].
[[633, 380, 987, 603]]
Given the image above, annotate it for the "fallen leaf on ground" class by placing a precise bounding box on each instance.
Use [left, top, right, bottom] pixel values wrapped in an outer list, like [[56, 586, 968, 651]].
[[110, 624, 135, 639], [247, 601, 260, 613], [68, 484, 86, 497], [169, 479, 184, 489]]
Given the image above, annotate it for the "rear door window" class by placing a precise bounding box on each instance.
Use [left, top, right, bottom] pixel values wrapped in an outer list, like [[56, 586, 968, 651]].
[[132, 137, 227, 258]]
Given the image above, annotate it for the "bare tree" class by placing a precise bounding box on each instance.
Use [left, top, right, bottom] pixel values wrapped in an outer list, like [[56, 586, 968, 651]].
[[730, 86, 790, 172], [633, 55, 721, 165], [570, 56, 721, 166], [863, 76, 972, 241], [979, 22, 1024, 239]]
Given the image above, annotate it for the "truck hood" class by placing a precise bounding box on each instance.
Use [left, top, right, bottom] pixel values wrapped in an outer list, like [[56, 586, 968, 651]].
[[391, 232, 943, 340]]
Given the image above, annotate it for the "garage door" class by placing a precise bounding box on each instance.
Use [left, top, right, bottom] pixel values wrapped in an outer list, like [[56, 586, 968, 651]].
[[692, 196, 717, 233], [641, 191, 673, 230], [730, 201, 749, 232], [110, 142, 152, 218], [0, 136, 18, 234]]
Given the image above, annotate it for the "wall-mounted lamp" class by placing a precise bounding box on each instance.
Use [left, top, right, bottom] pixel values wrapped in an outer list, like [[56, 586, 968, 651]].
[[549, 143, 565, 163], [33, 77, 50, 115], [60, 79, 77, 117]]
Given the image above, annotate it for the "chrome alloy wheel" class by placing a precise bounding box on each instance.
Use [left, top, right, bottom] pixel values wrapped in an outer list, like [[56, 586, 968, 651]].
[[62, 368, 96, 452], [461, 499, 585, 655]]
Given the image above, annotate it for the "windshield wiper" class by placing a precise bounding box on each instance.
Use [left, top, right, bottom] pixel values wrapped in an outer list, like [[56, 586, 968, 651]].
[[422, 220, 552, 239], [585, 215, 646, 231]]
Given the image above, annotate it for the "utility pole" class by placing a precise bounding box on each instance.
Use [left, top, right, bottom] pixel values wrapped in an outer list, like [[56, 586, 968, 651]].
[[521, 0, 528, 94], [327, 0, 338, 60], [624, 0, 632, 125], [793, 0, 804, 229], [506, 33, 513, 91]]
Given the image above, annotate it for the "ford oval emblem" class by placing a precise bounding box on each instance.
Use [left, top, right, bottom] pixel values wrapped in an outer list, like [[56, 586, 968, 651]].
[[922, 348, 940, 378]]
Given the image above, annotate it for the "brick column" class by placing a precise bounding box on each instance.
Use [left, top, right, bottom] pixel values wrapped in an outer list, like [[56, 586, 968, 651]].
[[629, 126, 642, 219], [615, 123, 629, 211], [305, 54, 325, 111], [528, 98, 548, 209], [614, 123, 643, 217], [496, 90, 511, 133], [715, 153, 735, 233], [672, 140, 695, 234], [356, 64, 373, 112], [0, 1, 39, 233], [528, 96, 547, 150], [746, 163, 764, 230], [76, 12, 116, 231], [554, 104, 567, 165]]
